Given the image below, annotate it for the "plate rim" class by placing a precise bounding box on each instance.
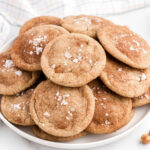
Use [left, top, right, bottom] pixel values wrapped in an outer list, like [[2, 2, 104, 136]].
[[0, 36, 150, 149]]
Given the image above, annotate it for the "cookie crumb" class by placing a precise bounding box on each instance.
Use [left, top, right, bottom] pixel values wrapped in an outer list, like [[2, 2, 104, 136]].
[[141, 132, 150, 144]]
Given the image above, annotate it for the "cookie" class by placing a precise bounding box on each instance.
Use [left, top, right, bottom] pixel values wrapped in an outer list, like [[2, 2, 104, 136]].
[[86, 79, 133, 134], [132, 88, 150, 107], [61, 15, 113, 38], [32, 126, 87, 142], [19, 16, 61, 34], [97, 24, 150, 69], [100, 56, 150, 97], [41, 33, 106, 87], [0, 50, 40, 95], [11, 25, 69, 71], [1, 88, 35, 126], [30, 80, 95, 137]]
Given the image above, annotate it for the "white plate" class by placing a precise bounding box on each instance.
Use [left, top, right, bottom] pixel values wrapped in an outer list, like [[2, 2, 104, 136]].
[[0, 36, 150, 149]]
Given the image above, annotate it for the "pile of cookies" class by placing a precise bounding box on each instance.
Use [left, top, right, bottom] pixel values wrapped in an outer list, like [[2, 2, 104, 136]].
[[1, 15, 150, 142]]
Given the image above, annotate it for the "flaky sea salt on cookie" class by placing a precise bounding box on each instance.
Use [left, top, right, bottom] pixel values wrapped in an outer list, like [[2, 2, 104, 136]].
[[30, 80, 95, 137], [11, 25, 69, 71], [0, 50, 40, 95], [86, 79, 133, 134], [41, 33, 106, 87], [97, 24, 150, 69], [32, 126, 87, 142], [132, 88, 150, 107], [61, 15, 113, 38], [1, 88, 35, 126], [100, 56, 150, 98], [19, 16, 61, 34]]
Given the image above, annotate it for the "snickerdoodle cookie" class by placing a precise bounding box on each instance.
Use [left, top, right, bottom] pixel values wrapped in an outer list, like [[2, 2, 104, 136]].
[[11, 25, 69, 71], [30, 80, 95, 137], [100, 56, 150, 98], [86, 79, 133, 134], [132, 88, 150, 107], [41, 33, 106, 87], [32, 126, 87, 142], [61, 15, 113, 38], [1, 88, 35, 126], [97, 25, 150, 69], [19, 16, 61, 34], [0, 50, 40, 95]]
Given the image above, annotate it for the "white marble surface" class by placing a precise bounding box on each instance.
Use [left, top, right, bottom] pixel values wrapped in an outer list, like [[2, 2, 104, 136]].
[[1, 7, 150, 150]]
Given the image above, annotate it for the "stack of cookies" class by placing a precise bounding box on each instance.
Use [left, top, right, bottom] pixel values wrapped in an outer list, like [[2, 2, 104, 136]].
[[1, 15, 150, 142]]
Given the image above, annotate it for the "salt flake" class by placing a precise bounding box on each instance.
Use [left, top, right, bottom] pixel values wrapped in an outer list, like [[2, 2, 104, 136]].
[[141, 73, 147, 81], [15, 70, 22, 76], [43, 111, 51, 117], [4, 60, 14, 68], [51, 64, 56, 69], [11, 104, 21, 111], [61, 99, 68, 105], [105, 120, 111, 125], [64, 52, 72, 59], [73, 59, 78, 63]]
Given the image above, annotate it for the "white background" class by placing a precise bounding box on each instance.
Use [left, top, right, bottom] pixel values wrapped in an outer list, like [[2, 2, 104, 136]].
[[0, 6, 150, 150]]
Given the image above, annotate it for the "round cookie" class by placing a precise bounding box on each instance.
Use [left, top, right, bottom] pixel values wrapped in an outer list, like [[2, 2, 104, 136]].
[[41, 33, 106, 87], [100, 56, 150, 98], [1, 88, 35, 126], [61, 15, 113, 38], [86, 79, 133, 134], [32, 126, 87, 142], [19, 16, 61, 34], [30, 80, 95, 137], [0, 50, 40, 95], [132, 88, 150, 107], [97, 24, 150, 69], [11, 25, 69, 71]]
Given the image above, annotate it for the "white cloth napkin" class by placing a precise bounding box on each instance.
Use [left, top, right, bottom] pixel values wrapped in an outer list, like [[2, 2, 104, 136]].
[[0, 0, 150, 46]]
